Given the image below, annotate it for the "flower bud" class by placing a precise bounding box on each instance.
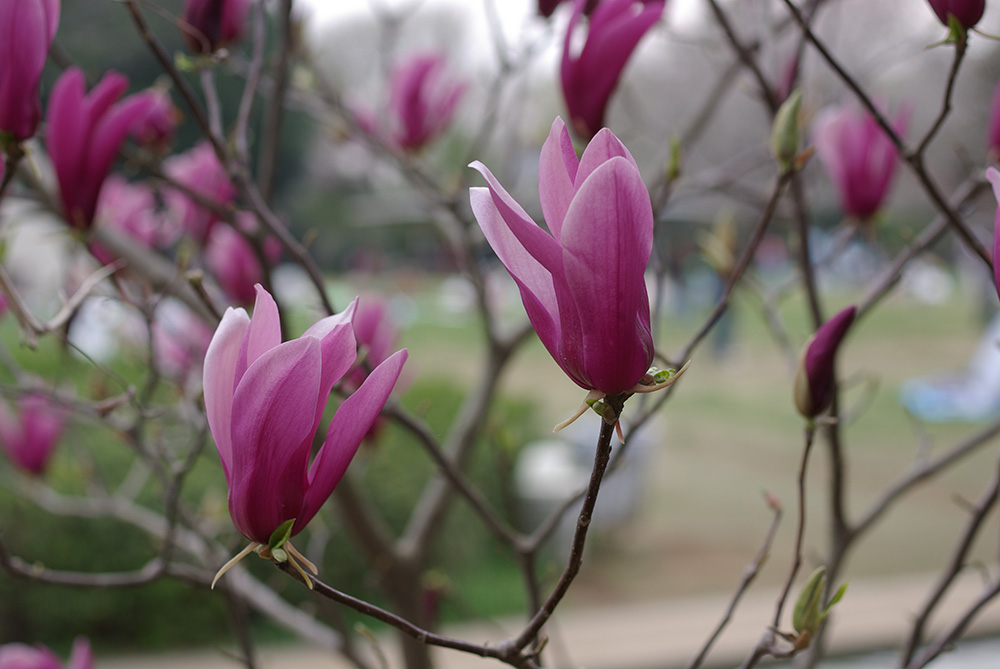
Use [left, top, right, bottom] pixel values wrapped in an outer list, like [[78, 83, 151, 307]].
[[793, 306, 856, 419], [0, 0, 60, 142], [772, 89, 802, 169], [182, 0, 250, 54], [926, 0, 984, 30]]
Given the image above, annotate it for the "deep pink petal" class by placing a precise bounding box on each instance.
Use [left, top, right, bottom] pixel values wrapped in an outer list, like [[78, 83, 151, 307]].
[[559, 157, 654, 393], [298, 349, 408, 530], [576, 125, 640, 188], [229, 338, 321, 543], [803, 305, 856, 416], [235, 284, 282, 388], [538, 117, 580, 240], [469, 183, 561, 356], [42, 0, 60, 41], [0, 0, 49, 140], [203, 306, 250, 481]]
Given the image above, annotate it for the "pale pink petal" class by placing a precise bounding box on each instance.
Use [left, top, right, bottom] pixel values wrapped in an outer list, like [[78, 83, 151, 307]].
[[298, 349, 408, 530], [203, 306, 250, 481]]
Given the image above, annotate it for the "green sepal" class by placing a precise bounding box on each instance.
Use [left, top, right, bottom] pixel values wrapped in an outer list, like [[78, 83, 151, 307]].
[[946, 13, 966, 45], [588, 400, 607, 417], [792, 566, 826, 635], [653, 369, 674, 384], [268, 518, 296, 551]]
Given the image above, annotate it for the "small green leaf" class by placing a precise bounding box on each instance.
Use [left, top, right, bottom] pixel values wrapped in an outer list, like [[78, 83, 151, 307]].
[[792, 567, 826, 635], [268, 518, 296, 551], [824, 581, 848, 615], [270, 548, 288, 563]]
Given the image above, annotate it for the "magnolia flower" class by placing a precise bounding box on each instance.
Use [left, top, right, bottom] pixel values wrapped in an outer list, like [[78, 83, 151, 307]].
[[0, 0, 59, 142], [204, 212, 280, 305], [182, 0, 251, 54], [127, 87, 178, 151], [561, 0, 665, 139], [163, 141, 235, 244], [812, 103, 909, 222], [926, 0, 985, 29], [45, 68, 153, 229], [90, 175, 174, 265], [0, 392, 66, 476], [471, 117, 655, 399], [0, 638, 90, 669], [793, 306, 857, 419], [205, 286, 406, 585], [988, 167, 1000, 301], [367, 53, 466, 152]]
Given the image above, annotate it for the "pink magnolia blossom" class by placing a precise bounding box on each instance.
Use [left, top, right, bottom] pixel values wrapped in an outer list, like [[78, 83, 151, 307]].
[[45, 68, 153, 229], [163, 141, 235, 244], [561, 0, 664, 139], [90, 175, 174, 265], [793, 305, 856, 419], [127, 87, 178, 150], [987, 167, 1000, 301], [927, 0, 984, 29], [0, 638, 92, 669], [182, 0, 251, 54], [0, 0, 59, 142], [204, 212, 280, 305], [812, 103, 910, 222], [152, 300, 214, 379], [204, 285, 407, 545], [0, 392, 66, 476], [470, 117, 654, 396], [383, 53, 466, 152]]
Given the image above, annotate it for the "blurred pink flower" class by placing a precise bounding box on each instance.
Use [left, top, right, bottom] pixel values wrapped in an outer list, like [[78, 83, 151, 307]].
[[471, 117, 654, 395], [927, 0, 984, 29], [812, 102, 909, 222], [0, 0, 59, 142], [204, 212, 280, 305], [152, 300, 214, 379], [794, 305, 856, 419], [182, 0, 251, 54], [127, 87, 179, 151], [561, 0, 664, 139], [45, 68, 152, 229], [0, 638, 92, 669], [203, 285, 407, 546], [90, 175, 175, 265], [0, 392, 66, 476], [383, 53, 466, 152], [163, 141, 235, 244]]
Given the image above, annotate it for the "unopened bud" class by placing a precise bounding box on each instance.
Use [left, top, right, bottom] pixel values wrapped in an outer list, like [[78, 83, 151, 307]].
[[772, 89, 803, 169]]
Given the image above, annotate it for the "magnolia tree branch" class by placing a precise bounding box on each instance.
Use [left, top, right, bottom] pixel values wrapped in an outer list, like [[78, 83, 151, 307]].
[[899, 457, 1000, 667]]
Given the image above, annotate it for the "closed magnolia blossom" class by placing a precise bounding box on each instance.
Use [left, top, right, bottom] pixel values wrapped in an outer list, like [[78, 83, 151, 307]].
[[0, 0, 59, 142], [205, 286, 406, 583], [793, 305, 857, 419], [45, 68, 154, 229], [470, 117, 654, 398], [182, 0, 250, 54], [90, 175, 174, 265], [0, 392, 66, 476], [0, 638, 91, 669], [812, 103, 909, 222], [379, 53, 466, 152], [164, 141, 235, 244], [127, 87, 178, 151], [204, 213, 280, 305], [561, 0, 664, 139], [927, 0, 985, 29]]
